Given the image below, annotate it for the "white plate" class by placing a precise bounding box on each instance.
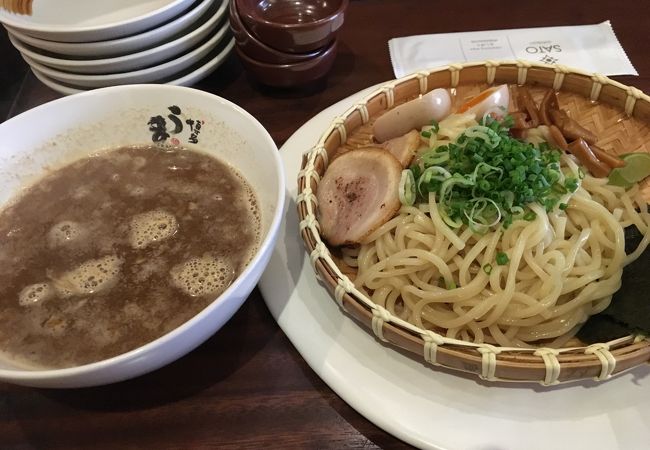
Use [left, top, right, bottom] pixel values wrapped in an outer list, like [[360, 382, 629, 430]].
[[0, 0, 195, 42], [20, 21, 231, 88], [3, 0, 214, 58], [31, 70, 82, 96], [6, 0, 226, 74], [258, 87, 650, 450], [31, 38, 236, 96]]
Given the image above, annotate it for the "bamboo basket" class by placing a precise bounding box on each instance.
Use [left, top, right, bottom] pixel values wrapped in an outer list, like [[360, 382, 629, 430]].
[[297, 60, 650, 385]]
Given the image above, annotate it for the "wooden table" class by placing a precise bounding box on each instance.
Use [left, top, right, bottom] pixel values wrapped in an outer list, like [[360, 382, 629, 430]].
[[1, 1, 649, 448]]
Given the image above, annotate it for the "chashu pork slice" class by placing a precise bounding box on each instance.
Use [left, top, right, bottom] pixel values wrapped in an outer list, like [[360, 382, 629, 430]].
[[317, 147, 402, 246]]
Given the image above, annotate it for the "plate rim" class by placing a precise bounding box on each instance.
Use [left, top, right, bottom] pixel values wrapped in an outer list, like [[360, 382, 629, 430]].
[[0, 0, 194, 37], [29, 37, 235, 95], [2, 0, 214, 57], [19, 20, 231, 88]]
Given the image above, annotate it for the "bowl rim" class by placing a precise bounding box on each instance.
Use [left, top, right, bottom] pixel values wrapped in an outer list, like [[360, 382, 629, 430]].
[[235, 37, 336, 69], [229, 0, 322, 62], [296, 59, 650, 385], [0, 84, 286, 382], [235, 0, 348, 31]]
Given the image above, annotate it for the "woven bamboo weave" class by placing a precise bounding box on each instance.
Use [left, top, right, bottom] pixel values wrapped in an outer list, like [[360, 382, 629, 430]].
[[297, 61, 650, 385], [0, 0, 33, 15]]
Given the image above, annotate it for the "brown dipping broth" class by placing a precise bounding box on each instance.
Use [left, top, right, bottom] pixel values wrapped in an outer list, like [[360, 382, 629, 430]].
[[0, 146, 260, 369]]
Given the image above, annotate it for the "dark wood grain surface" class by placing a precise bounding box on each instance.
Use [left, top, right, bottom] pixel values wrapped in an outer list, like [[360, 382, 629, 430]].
[[1, 1, 649, 448]]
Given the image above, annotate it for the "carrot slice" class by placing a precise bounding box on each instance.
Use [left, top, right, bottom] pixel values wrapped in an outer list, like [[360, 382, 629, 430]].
[[457, 87, 498, 113]]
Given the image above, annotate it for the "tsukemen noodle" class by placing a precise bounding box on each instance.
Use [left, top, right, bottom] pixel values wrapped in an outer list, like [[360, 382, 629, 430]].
[[316, 85, 650, 348]]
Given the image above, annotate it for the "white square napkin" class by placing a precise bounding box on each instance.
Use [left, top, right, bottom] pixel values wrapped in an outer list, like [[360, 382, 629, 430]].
[[389, 21, 637, 78]]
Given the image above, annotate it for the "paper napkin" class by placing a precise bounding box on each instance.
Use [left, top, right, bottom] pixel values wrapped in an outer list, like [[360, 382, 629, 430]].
[[389, 21, 637, 78]]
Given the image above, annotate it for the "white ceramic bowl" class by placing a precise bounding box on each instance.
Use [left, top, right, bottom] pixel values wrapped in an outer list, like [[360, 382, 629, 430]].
[[18, 22, 231, 88], [0, 85, 285, 388], [4, 0, 216, 58], [0, 0, 196, 42], [6, 0, 228, 75], [30, 38, 236, 95]]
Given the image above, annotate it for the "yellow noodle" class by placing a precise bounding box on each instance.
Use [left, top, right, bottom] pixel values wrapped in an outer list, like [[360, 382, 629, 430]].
[[354, 170, 649, 347], [345, 117, 648, 347]]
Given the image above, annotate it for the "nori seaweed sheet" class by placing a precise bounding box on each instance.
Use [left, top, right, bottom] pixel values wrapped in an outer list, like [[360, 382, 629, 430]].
[[577, 225, 650, 344]]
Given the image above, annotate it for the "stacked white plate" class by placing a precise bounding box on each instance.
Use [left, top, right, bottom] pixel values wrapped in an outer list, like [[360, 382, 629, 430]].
[[1, 0, 234, 95]]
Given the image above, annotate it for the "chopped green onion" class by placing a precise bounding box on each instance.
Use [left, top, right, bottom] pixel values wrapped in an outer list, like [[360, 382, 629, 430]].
[[447, 281, 457, 290], [419, 149, 450, 166], [496, 252, 509, 265], [404, 114, 576, 232], [483, 263, 493, 275], [464, 125, 501, 149], [565, 177, 579, 193], [523, 211, 537, 221], [559, 202, 569, 210], [398, 169, 416, 206], [421, 130, 432, 138], [416, 166, 451, 197]]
